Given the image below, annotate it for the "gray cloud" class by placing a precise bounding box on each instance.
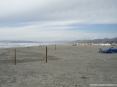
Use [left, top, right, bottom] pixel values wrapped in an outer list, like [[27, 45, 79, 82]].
[[0, 0, 117, 24]]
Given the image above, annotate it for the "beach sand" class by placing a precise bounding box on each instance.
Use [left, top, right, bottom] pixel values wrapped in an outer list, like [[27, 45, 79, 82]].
[[0, 45, 117, 87]]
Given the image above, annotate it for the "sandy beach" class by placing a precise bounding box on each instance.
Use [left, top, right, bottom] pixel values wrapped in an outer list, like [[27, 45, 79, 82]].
[[0, 45, 117, 87]]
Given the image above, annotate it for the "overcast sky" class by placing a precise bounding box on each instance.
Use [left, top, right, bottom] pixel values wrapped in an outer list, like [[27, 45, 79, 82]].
[[0, 0, 117, 41]]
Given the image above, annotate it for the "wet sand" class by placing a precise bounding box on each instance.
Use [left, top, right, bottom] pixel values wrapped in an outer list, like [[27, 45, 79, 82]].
[[0, 45, 117, 87]]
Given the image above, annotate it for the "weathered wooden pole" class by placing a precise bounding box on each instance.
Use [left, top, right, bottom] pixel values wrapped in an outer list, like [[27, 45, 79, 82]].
[[55, 44, 56, 50], [14, 48, 16, 65], [46, 46, 48, 63]]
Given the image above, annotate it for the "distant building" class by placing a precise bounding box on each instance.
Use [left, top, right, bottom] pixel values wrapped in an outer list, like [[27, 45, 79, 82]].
[[73, 42, 112, 46]]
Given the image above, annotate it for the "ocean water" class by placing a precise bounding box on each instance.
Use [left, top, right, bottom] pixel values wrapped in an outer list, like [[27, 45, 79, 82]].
[[0, 42, 58, 48]]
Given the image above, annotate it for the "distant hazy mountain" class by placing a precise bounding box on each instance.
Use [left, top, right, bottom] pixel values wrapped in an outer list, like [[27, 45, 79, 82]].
[[74, 37, 117, 43]]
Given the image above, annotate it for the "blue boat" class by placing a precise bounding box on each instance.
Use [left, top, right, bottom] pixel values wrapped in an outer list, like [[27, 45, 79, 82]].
[[99, 47, 117, 53]]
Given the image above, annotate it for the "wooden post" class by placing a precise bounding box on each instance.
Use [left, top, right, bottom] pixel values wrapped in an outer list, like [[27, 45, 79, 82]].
[[14, 48, 16, 65], [46, 46, 48, 63], [55, 44, 56, 50]]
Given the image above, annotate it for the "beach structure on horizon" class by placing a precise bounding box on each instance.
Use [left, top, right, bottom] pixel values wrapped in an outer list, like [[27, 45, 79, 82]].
[[73, 42, 113, 46]]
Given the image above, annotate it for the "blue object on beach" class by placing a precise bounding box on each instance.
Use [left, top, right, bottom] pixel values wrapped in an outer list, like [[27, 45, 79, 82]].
[[99, 47, 117, 53]]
